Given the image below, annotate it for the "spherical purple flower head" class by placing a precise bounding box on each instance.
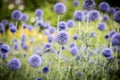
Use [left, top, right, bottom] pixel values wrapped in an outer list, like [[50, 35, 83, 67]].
[[47, 35, 54, 43], [102, 15, 109, 22], [21, 13, 29, 22], [98, 22, 106, 31], [53, 2, 66, 15], [35, 78, 42, 80], [42, 66, 50, 74], [1, 19, 8, 26], [58, 21, 68, 31], [10, 25, 17, 33], [102, 48, 112, 57], [42, 43, 53, 52], [74, 10, 85, 21], [22, 23, 28, 29], [43, 22, 50, 29], [70, 43, 76, 48], [109, 7, 116, 14], [9, 22, 15, 27], [76, 71, 82, 77], [111, 33, 120, 46], [21, 34, 27, 41], [104, 34, 109, 39], [28, 54, 42, 68], [90, 31, 96, 38], [37, 20, 43, 27], [42, 29, 50, 35], [11, 10, 22, 21], [73, 0, 80, 7], [22, 44, 28, 50], [88, 10, 100, 22], [82, 0, 96, 11], [109, 30, 116, 38], [8, 58, 21, 71], [55, 31, 69, 45], [0, 23, 5, 34], [0, 44, 10, 53], [27, 25, 33, 31], [114, 11, 120, 24], [99, 2, 110, 13], [35, 9, 44, 17], [14, 43, 20, 51], [67, 20, 75, 28], [70, 47, 78, 56], [73, 34, 79, 40], [49, 27, 56, 34]]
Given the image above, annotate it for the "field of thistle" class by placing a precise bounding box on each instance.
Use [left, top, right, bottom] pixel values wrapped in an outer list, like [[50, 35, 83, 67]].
[[0, 0, 120, 80]]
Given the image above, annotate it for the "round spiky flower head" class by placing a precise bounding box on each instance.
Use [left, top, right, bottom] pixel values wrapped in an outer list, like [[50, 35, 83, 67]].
[[109, 7, 116, 14], [98, 22, 106, 31], [70, 46, 79, 56], [10, 25, 17, 33], [88, 10, 100, 22], [67, 20, 75, 28], [82, 0, 96, 11], [42, 66, 50, 74], [114, 11, 120, 24], [111, 33, 120, 46], [73, 0, 80, 7], [58, 21, 68, 31], [55, 31, 69, 45], [11, 10, 22, 21], [28, 54, 42, 68], [21, 13, 29, 22], [54, 2, 66, 15], [8, 58, 21, 71], [0, 23, 5, 34], [102, 15, 109, 22], [35, 9, 44, 17], [0, 44, 10, 53], [99, 2, 110, 13], [102, 48, 112, 58], [74, 10, 85, 21]]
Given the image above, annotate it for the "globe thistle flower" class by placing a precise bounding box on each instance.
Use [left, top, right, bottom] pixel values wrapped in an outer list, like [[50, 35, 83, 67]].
[[14, 43, 20, 51], [37, 20, 43, 27], [74, 10, 85, 21], [70, 43, 76, 48], [0, 44, 10, 53], [98, 22, 106, 31], [21, 13, 29, 22], [76, 71, 82, 77], [109, 7, 116, 14], [114, 11, 120, 24], [8, 58, 21, 71], [27, 25, 33, 31], [28, 54, 42, 68], [0, 52, 8, 59], [67, 20, 75, 28], [43, 22, 50, 29], [42, 43, 53, 52], [10, 25, 17, 33], [35, 78, 42, 80], [58, 21, 68, 31], [82, 0, 96, 11], [88, 10, 100, 22], [55, 31, 69, 45], [73, 0, 80, 7], [102, 48, 112, 58], [111, 33, 120, 46], [104, 34, 109, 39], [47, 35, 54, 43], [73, 34, 79, 40], [42, 29, 50, 35], [99, 2, 110, 13], [1, 19, 8, 26], [35, 9, 44, 17], [42, 66, 50, 74], [0, 23, 5, 34], [22, 44, 28, 50], [53, 2, 66, 15], [70, 47, 78, 56], [109, 30, 116, 38], [11, 10, 22, 20], [9, 22, 15, 27], [102, 15, 109, 22], [49, 27, 56, 34]]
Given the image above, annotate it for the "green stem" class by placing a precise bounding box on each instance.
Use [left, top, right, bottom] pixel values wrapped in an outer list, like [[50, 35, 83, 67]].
[[57, 15, 60, 32]]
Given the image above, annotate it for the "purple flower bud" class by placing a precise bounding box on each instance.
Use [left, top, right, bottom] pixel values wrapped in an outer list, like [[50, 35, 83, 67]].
[[35, 9, 44, 17], [10, 26, 17, 33], [98, 22, 106, 31], [21, 13, 29, 22], [73, 0, 80, 7], [102, 48, 112, 58], [42, 66, 50, 74], [102, 15, 109, 22], [67, 20, 75, 28]]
